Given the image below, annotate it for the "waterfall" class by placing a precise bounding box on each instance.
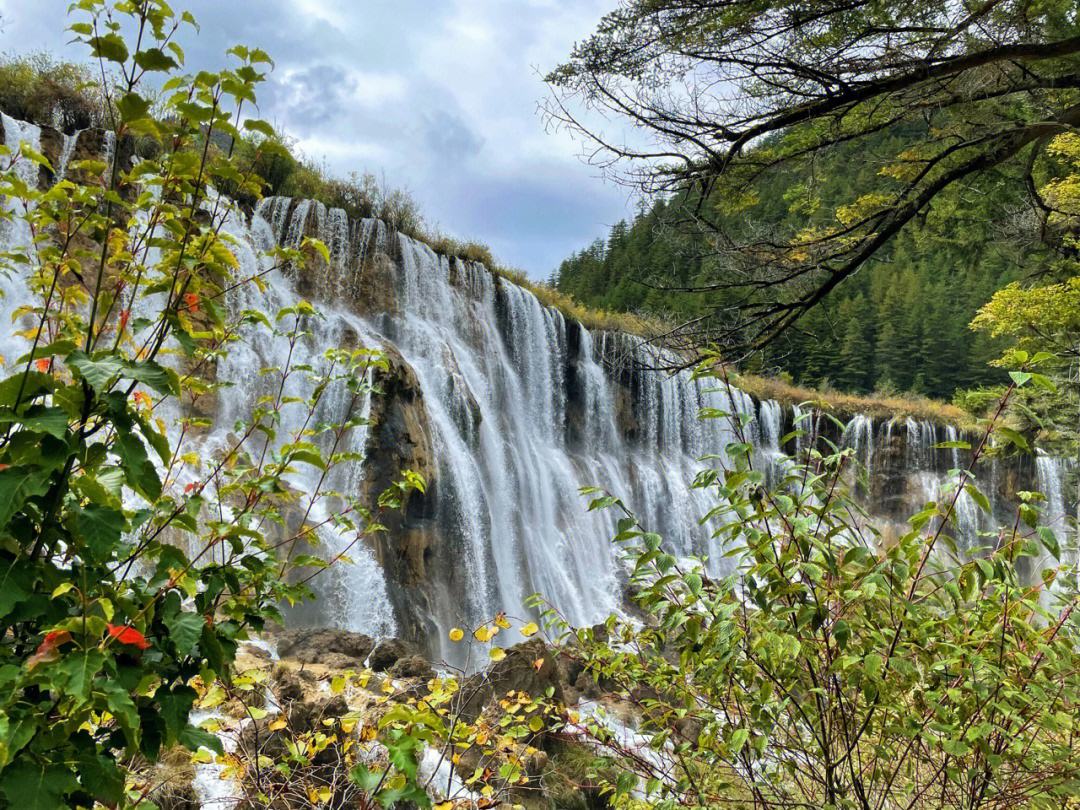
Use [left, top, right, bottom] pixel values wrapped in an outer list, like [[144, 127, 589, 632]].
[[55, 130, 81, 183], [0, 113, 41, 368], [0, 117, 1074, 659], [1035, 454, 1075, 593]]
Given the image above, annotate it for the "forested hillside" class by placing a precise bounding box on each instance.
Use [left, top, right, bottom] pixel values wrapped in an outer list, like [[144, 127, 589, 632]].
[[556, 126, 1038, 399]]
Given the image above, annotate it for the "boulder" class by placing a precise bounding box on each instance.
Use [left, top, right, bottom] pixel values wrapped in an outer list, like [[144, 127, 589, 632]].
[[388, 654, 434, 681], [456, 638, 565, 722], [270, 665, 306, 704], [368, 638, 409, 671], [275, 628, 374, 667]]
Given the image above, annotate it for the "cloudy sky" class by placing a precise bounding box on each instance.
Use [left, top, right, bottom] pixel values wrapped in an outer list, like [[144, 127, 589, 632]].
[[0, 0, 637, 278]]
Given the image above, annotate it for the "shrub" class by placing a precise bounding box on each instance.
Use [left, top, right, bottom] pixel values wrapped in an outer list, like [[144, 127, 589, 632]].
[[0, 52, 112, 132], [0, 4, 422, 807], [556, 357, 1080, 809]]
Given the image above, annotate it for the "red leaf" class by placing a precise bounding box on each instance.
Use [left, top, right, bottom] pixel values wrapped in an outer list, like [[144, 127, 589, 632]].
[[182, 292, 199, 312], [28, 629, 72, 669], [107, 623, 150, 650]]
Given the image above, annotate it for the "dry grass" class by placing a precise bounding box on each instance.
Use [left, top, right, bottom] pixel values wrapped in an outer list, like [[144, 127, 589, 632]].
[[483, 264, 664, 337], [737, 374, 977, 429]]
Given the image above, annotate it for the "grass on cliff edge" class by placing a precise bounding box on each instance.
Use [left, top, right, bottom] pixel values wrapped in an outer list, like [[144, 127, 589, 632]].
[[736, 374, 978, 429]]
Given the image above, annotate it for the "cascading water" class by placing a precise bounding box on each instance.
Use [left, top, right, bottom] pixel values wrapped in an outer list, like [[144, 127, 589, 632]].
[[0, 113, 41, 368], [0, 116, 1073, 662]]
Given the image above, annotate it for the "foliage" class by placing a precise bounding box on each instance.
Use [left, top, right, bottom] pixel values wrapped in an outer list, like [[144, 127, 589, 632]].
[[552, 356, 1080, 809], [0, 52, 113, 133], [0, 2, 421, 807], [201, 615, 560, 809], [555, 127, 1027, 399], [547, 0, 1080, 350]]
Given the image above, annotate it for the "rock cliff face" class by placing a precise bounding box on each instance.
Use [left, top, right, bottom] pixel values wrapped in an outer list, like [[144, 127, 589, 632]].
[[1, 115, 1072, 664]]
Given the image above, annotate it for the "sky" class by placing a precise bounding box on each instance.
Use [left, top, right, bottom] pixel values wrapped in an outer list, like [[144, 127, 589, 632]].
[[0, 0, 637, 278]]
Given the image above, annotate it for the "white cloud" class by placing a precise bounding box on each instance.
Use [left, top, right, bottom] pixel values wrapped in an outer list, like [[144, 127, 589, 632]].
[[0, 0, 634, 277]]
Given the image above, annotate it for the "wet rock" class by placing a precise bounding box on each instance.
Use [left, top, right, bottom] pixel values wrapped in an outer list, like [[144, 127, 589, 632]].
[[270, 665, 306, 704], [388, 654, 434, 680], [239, 642, 272, 660], [457, 638, 565, 722], [275, 628, 374, 667], [368, 638, 409, 671]]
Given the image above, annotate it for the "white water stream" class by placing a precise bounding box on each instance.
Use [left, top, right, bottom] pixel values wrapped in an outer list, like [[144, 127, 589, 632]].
[[0, 119, 1072, 662]]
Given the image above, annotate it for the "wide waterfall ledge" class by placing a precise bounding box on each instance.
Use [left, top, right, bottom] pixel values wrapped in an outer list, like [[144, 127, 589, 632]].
[[0, 115, 1072, 667]]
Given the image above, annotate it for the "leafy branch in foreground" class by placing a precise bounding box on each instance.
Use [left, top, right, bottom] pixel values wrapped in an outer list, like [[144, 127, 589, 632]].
[[0, 2, 420, 807], [552, 355, 1080, 809]]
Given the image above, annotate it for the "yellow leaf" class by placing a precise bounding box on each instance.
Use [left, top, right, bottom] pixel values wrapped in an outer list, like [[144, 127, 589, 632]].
[[448, 627, 464, 642], [521, 622, 539, 637], [434, 803, 454, 810], [51, 583, 76, 599], [489, 647, 506, 662], [473, 626, 493, 643], [268, 716, 287, 731], [494, 612, 511, 629]]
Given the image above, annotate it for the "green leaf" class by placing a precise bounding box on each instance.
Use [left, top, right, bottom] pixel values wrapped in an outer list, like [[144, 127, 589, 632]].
[[0, 467, 53, 528], [1028, 372, 1057, 392], [243, 118, 276, 138], [124, 360, 179, 396], [134, 411, 171, 465], [68, 352, 122, 393], [178, 724, 223, 755], [157, 685, 198, 742], [0, 406, 69, 439], [933, 440, 970, 450], [0, 759, 79, 810], [73, 504, 127, 562], [350, 763, 385, 792], [19, 143, 52, 171], [88, 33, 129, 64], [864, 653, 883, 680], [165, 612, 204, 656], [1008, 371, 1032, 387], [1037, 526, 1060, 560], [833, 619, 850, 650], [133, 47, 179, 72], [58, 650, 105, 701], [115, 432, 161, 501], [995, 426, 1029, 452], [964, 483, 991, 514], [730, 728, 749, 754], [100, 683, 140, 749]]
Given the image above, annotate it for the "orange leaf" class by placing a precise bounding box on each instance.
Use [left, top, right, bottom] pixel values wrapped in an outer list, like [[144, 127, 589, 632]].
[[107, 623, 150, 650]]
